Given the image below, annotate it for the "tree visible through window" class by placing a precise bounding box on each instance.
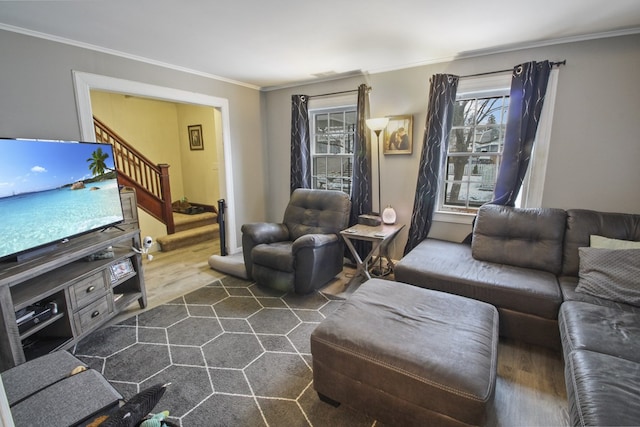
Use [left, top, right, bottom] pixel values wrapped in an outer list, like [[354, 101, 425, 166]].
[[441, 94, 509, 212], [310, 106, 356, 194]]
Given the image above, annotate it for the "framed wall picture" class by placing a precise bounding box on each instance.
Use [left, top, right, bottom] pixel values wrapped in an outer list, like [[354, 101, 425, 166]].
[[188, 124, 204, 150], [383, 115, 413, 155]]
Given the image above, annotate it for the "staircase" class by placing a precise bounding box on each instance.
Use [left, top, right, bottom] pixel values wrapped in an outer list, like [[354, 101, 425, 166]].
[[94, 116, 220, 251], [156, 211, 219, 251]]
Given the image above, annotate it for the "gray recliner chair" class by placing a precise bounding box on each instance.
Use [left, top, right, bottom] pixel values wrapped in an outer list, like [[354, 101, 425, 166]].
[[241, 188, 351, 294]]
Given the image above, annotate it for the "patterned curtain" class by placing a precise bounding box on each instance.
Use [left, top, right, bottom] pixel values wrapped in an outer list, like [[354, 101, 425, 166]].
[[348, 84, 373, 260], [290, 94, 311, 193], [404, 74, 459, 255], [491, 60, 552, 206]]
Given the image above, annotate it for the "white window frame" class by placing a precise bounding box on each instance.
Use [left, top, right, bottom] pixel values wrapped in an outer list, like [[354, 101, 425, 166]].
[[433, 69, 558, 225], [308, 94, 357, 195]]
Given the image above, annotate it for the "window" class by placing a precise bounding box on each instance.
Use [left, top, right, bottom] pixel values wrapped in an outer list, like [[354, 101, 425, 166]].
[[435, 70, 558, 222], [310, 106, 356, 194], [441, 92, 509, 213]]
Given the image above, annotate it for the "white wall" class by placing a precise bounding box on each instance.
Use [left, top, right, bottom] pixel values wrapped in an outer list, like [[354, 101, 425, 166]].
[[263, 34, 640, 258], [1, 29, 638, 260], [0, 30, 267, 253]]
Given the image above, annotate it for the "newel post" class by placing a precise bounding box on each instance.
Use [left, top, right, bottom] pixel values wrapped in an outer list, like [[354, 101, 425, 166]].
[[158, 164, 175, 234]]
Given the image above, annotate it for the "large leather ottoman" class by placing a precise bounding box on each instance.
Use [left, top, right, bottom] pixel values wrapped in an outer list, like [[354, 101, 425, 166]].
[[311, 279, 499, 427]]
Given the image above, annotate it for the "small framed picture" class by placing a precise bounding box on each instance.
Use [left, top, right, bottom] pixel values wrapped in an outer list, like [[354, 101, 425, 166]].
[[384, 115, 413, 155], [109, 258, 135, 283], [188, 124, 204, 150]]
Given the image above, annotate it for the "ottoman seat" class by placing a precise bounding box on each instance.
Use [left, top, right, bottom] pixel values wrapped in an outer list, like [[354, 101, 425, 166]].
[[311, 279, 499, 427]]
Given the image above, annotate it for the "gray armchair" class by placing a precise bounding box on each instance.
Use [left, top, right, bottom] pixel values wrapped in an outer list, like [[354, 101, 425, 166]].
[[241, 189, 351, 294]]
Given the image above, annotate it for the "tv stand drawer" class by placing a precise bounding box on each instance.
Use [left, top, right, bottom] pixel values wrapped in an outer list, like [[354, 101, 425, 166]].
[[74, 294, 114, 334], [70, 271, 109, 309]]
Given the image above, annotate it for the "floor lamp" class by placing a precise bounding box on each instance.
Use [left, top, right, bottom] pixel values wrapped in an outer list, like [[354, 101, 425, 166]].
[[365, 117, 389, 216], [366, 117, 390, 277]]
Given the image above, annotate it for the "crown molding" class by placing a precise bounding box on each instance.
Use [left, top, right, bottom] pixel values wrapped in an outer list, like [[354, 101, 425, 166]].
[[0, 23, 261, 91]]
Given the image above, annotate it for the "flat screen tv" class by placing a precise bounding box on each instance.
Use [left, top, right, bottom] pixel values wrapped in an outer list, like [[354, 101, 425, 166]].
[[0, 138, 124, 262]]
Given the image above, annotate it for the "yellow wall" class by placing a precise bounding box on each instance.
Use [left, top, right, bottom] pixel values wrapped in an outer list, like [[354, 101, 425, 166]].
[[90, 91, 221, 243], [176, 104, 221, 205]]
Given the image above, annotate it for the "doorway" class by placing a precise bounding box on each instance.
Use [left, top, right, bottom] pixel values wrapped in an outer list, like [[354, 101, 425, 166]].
[[72, 71, 238, 254]]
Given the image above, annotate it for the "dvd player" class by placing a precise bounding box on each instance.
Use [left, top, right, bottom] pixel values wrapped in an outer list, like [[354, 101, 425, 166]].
[[16, 302, 58, 335]]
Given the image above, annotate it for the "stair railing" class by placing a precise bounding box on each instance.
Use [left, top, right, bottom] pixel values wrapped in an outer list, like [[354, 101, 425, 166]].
[[94, 116, 175, 234]]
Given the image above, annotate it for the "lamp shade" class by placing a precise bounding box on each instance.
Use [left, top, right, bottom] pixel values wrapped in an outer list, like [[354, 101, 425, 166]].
[[382, 205, 397, 224], [366, 117, 389, 132]]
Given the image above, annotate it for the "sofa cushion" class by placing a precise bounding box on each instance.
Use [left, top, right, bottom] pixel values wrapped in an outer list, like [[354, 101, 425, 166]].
[[2, 351, 87, 406], [471, 204, 566, 275], [591, 235, 640, 249], [561, 209, 640, 277], [565, 350, 640, 427], [576, 247, 640, 306], [559, 301, 640, 363], [9, 369, 121, 427], [395, 238, 562, 320], [559, 276, 640, 313]]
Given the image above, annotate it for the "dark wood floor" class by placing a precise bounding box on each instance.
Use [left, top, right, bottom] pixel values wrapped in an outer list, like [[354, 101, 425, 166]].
[[131, 240, 569, 426]]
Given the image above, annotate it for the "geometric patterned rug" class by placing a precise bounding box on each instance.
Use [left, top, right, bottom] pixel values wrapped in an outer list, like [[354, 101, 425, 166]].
[[71, 276, 378, 426]]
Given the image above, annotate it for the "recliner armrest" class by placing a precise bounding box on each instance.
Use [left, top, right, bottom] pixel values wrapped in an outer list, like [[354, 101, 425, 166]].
[[292, 233, 339, 252], [241, 222, 289, 245], [241, 222, 290, 280]]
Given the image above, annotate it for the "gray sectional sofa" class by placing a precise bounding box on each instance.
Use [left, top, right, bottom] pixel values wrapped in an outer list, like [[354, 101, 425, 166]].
[[395, 204, 640, 426], [1, 350, 121, 426]]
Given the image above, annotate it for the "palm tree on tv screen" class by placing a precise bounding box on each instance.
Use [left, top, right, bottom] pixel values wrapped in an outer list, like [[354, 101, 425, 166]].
[[87, 147, 114, 179]]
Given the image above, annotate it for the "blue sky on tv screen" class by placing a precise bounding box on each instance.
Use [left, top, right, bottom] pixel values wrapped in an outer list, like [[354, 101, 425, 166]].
[[0, 139, 116, 198]]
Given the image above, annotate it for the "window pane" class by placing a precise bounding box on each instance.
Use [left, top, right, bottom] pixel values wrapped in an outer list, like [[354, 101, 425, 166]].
[[315, 136, 328, 154], [314, 114, 327, 154], [313, 157, 327, 190], [476, 98, 503, 125], [446, 155, 472, 180], [452, 100, 474, 126], [329, 112, 344, 133], [469, 164, 496, 205], [440, 93, 509, 213], [345, 111, 356, 127], [310, 106, 356, 194], [314, 157, 327, 175], [342, 157, 352, 178], [327, 157, 341, 177], [345, 111, 356, 153], [316, 113, 327, 128], [444, 181, 468, 207], [449, 128, 472, 152]]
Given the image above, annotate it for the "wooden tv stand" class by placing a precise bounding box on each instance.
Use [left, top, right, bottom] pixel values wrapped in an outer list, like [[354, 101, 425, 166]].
[[0, 198, 147, 372]]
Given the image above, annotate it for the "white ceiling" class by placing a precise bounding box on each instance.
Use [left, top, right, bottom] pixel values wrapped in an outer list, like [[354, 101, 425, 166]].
[[2, 0, 640, 90]]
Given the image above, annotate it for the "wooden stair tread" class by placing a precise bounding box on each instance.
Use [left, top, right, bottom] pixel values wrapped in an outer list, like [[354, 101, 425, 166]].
[[173, 211, 217, 226], [172, 211, 217, 233], [157, 224, 219, 252]]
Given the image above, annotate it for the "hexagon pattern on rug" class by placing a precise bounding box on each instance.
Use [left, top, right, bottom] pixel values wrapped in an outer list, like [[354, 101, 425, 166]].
[[73, 276, 376, 426]]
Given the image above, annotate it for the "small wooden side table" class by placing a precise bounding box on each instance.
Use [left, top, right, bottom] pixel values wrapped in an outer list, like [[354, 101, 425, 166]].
[[340, 223, 405, 285]]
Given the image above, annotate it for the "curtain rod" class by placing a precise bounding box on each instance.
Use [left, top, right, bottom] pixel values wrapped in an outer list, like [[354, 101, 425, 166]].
[[460, 60, 566, 79], [307, 86, 370, 99]]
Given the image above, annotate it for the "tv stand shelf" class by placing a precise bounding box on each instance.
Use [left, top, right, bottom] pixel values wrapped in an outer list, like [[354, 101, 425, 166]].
[[0, 225, 147, 372]]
